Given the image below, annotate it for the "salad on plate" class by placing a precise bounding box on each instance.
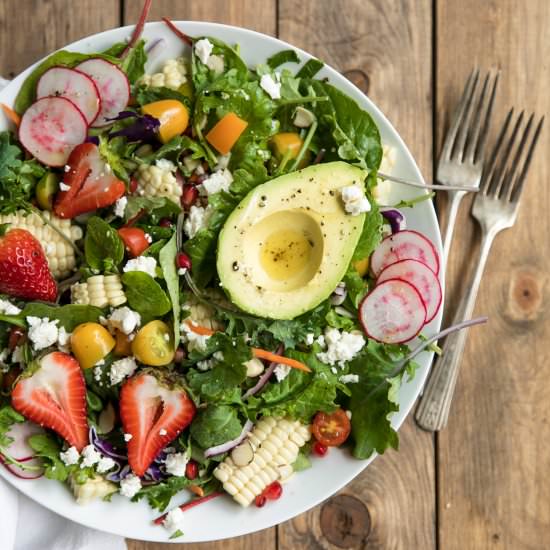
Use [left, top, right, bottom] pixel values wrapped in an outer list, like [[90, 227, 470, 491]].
[[0, 5, 451, 538]]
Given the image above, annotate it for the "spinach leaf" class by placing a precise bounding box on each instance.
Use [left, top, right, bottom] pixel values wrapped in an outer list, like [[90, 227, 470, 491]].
[[20, 304, 103, 331], [120, 39, 147, 84], [121, 271, 171, 320], [308, 80, 382, 169], [0, 132, 45, 214], [189, 405, 243, 449], [159, 233, 180, 347], [15, 50, 120, 114], [124, 196, 181, 223], [351, 202, 383, 262], [296, 58, 324, 79], [84, 216, 125, 272], [28, 434, 69, 481], [134, 85, 191, 108], [267, 49, 300, 69]]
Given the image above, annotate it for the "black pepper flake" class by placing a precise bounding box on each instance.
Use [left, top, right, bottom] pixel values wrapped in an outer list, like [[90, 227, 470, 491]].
[[232, 261, 239, 271], [329, 190, 335, 196], [297, 189, 302, 193]]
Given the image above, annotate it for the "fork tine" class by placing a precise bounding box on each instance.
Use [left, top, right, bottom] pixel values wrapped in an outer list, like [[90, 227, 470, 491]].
[[440, 69, 479, 162], [452, 71, 481, 162], [480, 108, 514, 194], [510, 115, 544, 203], [500, 114, 534, 201], [486, 111, 524, 198], [466, 71, 499, 164]]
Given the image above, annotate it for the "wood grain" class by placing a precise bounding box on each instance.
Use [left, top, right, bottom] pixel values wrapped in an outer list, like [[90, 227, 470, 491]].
[[0, 0, 119, 78], [436, 1, 550, 549], [278, 1, 436, 548]]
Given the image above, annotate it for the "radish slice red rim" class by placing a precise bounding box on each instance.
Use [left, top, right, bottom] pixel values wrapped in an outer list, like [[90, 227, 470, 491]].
[[377, 259, 442, 323], [370, 230, 440, 277], [359, 278, 427, 344], [36, 66, 101, 124], [18, 96, 88, 166], [4, 421, 45, 461], [76, 59, 130, 127], [0, 453, 44, 480]]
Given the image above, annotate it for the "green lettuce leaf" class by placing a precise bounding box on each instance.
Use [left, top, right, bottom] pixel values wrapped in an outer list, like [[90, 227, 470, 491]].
[[267, 49, 300, 69], [159, 233, 180, 347], [84, 216, 125, 272], [121, 271, 171, 321], [120, 39, 147, 84], [189, 404, 243, 449]]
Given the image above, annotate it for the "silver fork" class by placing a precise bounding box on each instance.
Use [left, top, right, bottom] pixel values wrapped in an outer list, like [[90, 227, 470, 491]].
[[438, 69, 499, 269], [415, 109, 544, 431]]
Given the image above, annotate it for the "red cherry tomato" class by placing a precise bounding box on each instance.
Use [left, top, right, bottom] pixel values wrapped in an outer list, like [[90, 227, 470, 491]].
[[311, 409, 351, 447], [117, 227, 149, 257]]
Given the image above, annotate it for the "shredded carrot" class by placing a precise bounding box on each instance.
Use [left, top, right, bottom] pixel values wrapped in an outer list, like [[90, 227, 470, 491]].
[[1, 104, 20, 127], [185, 321, 216, 336], [185, 322, 312, 373], [252, 348, 311, 373]]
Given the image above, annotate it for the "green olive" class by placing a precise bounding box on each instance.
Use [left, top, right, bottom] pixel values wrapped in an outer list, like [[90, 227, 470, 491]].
[[36, 172, 60, 211]]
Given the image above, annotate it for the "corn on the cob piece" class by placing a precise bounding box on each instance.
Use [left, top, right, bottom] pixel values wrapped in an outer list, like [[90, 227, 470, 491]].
[[135, 162, 182, 205], [139, 57, 188, 90], [213, 416, 311, 507], [0, 210, 82, 279], [71, 275, 127, 308], [68, 474, 117, 505]]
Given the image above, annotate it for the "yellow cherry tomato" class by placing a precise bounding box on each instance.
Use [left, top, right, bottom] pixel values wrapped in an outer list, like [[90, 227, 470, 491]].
[[142, 100, 189, 144], [354, 257, 370, 277], [131, 320, 175, 366], [71, 323, 116, 370]]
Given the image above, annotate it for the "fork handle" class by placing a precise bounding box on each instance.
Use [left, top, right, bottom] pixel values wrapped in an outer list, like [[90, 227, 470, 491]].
[[415, 229, 496, 431], [441, 190, 467, 271]]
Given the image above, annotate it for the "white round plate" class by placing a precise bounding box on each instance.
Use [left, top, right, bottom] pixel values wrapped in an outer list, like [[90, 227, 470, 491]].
[[0, 21, 443, 543]]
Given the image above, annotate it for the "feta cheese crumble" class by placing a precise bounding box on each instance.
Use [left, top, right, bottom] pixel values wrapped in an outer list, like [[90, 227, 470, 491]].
[[316, 327, 366, 367], [194, 38, 213, 65], [97, 456, 116, 474], [113, 196, 128, 218], [124, 433, 133, 442], [26, 317, 59, 350], [60, 446, 80, 466], [260, 73, 281, 100], [165, 452, 189, 477], [119, 474, 142, 498], [109, 357, 138, 385], [274, 363, 291, 382], [107, 307, 141, 335], [305, 333, 315, 346], [59, 182, 71, 191], [159, 428, 168, 436], [163, 506, 185, 533], [198, 169, 233, 196], [181, 321, 211, 353], [0, 299, 21, 315], [341, 185, 371, 216], [123, 256, 157, 278], [80, 445, 101, 468], [339, 374, 360, 384], [183, 205, 213, 239]]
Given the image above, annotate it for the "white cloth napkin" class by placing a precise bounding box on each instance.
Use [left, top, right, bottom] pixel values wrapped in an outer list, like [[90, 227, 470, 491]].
[[0, 75, 126, 550], [0, 477, 127, 550]]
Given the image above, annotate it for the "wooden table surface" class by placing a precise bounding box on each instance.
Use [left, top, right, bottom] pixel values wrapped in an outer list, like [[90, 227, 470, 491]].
[[2, 1, 548, 548]]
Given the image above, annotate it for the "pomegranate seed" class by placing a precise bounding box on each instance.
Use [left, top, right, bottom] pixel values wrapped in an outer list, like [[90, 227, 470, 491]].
[[185, 460, 198, 480], [129, 178, 138, 193], [176, 252, 192, 270], [181, 185, 198, 209], [313, 442, 328, 457], [159, 218, 173, 228], [264, 481, 282, 501], [255, 494, 267, 508]]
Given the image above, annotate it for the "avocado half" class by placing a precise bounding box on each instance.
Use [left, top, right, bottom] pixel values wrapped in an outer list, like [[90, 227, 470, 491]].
[[217, 161, 367, 320]]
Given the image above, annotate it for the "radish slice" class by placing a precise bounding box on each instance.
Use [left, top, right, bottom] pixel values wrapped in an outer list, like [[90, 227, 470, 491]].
[[370, 230, 440, 276], [36, 66, 101, 124], [1, 455, 44, 479], [5, 421, 45, 460], [18, 96, 88, 166], [359, 279, 427, 344], [377, 259, 442, 323], [76, 59, 130, 127]]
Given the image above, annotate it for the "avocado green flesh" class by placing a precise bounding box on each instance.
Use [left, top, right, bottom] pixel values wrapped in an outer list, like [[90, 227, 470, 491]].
[[217, 162, 367, 320]]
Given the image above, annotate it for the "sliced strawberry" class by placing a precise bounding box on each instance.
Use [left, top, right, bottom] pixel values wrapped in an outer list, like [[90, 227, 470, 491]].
[[0, 228, 57, 302], [53, 142, 126, 219], [12, 352, 89, 451], [120, 372, 196, 477]]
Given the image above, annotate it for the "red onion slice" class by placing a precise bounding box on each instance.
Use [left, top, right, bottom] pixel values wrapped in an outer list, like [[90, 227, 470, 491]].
[[243, 345, 284, 399], [380, 208, 405, 233], [204, 420, 254, 458]]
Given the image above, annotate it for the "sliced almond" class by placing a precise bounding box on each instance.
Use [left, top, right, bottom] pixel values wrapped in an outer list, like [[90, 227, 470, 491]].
[[97, 402, 115, 434], [231, 440, 254, 467]]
